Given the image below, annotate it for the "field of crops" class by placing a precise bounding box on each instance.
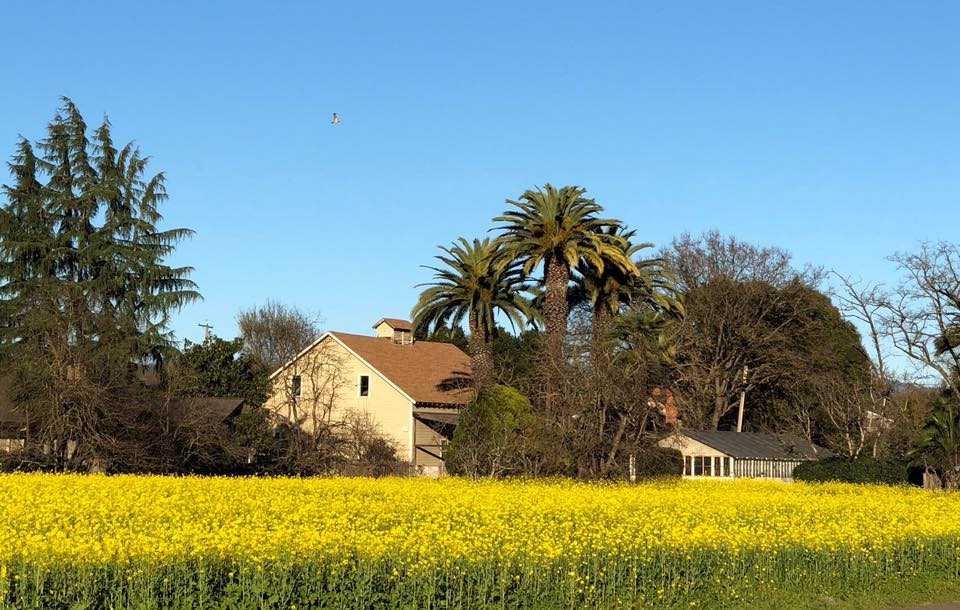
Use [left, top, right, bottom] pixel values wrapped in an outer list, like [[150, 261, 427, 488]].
[[0, 474, 958, 609]]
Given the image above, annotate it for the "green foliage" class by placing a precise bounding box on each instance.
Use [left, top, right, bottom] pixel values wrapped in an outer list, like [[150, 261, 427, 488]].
[[0, 99, 199, 355], [176, 336, 269, 407], [0, 98, 199, 469], [490, 328, 542, 388], [411, 237, 533, 343], [492, 184, 634, 355], [908, 398, 960, 487], [780, 283, 871, 383], [633, 447, 684, 478], [412, 237, 535, 386], [445, 385, 532, 476], [571, 226, 681, 323], [413, 324, 469, 350], [492, 184, 632, 278], [793, 458, 908, 485]]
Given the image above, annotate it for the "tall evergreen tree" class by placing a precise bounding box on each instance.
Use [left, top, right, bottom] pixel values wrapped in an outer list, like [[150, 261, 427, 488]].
[[0, 98, 199, 469]]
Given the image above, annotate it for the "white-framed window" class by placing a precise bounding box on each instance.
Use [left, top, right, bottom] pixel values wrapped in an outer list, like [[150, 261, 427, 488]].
[[359, 375, 370, 397], [685, 455, 731, 477]]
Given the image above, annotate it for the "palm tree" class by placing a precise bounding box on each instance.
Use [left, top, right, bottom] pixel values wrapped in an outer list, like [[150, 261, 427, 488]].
[[572, 227, 681, 348], [411, 237, 533, 388], [493, 184, 633, 359], [910, 403, 960, 489]]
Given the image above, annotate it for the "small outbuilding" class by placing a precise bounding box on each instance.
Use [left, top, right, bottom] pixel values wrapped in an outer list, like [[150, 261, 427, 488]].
[[658, 430, 831, 481]]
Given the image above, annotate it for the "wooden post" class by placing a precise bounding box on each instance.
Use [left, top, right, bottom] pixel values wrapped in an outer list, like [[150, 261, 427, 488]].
[[736, 365, 749, 432], [629, 454, 636, 483]]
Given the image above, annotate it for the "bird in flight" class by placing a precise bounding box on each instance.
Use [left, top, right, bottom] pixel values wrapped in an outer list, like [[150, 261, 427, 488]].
[[331, 113, 341, 125]]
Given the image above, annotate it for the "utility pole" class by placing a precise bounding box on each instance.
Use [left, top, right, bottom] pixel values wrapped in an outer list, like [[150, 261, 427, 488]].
[[198, 320, 214, 341], [736, 365, 749, 433]]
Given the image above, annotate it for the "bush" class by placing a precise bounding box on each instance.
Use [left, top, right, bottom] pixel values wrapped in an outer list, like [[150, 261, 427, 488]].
[[793, 457, 908, 485], [633, 447, 684, 478], [445, 385, 532, 477]]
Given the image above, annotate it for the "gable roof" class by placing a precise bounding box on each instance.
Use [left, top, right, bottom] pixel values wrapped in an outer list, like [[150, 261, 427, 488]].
[[373, 318, 412, 331], [331, 332, 472, 405], [677, 430, 831, 460], [170, 397, 246, 421]]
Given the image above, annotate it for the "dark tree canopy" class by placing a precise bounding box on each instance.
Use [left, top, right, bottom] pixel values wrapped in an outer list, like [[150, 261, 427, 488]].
[[0, 98, 199, 469], [174, 336, 269, 407]]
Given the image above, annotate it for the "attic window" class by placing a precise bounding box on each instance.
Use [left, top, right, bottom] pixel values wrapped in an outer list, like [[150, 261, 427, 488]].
[[393, 330, 412, 345], [359, 375, 370, 397], [291, 375, 301, 397]]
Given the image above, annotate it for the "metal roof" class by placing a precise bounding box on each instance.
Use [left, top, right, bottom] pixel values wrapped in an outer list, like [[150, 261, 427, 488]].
[[679, 430, 831, 460]]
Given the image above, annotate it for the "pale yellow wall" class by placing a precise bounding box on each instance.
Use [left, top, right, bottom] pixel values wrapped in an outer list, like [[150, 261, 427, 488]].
[[658, 434, 734, 478], [266, 335, 415, 461], [414, 418, 446, 473], [374, 322, 394, 338], [658, 434, 730, 459], [373, 322, 411, 344]]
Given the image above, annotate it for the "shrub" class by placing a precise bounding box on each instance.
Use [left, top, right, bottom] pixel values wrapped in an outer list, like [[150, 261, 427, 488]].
[[633, 447, 684, 478], [793, 457, 908, 485], [445, 385, 532, 477]]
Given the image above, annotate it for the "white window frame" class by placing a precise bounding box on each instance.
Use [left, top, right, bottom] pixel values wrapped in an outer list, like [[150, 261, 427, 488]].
[[358, 374, 370, 397]]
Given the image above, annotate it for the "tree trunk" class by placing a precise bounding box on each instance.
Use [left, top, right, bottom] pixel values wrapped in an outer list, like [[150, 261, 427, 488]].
[[711, 394, 725, 430], [600, 411, 628, 478], [591, 305, 614, 368], [543, 256, 570, 362], [468, 312, 493, 389]]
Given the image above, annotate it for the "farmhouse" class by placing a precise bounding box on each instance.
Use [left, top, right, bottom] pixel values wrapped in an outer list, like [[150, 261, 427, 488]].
[[658, 430, 831, 481], [266, 318, 472, 475]]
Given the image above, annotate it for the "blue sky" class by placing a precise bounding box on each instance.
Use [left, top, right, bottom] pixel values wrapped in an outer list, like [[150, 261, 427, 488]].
[[2, 1, 958, 345]]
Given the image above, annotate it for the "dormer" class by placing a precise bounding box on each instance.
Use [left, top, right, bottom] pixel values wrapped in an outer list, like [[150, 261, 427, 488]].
[[373, 318, 414, 345]]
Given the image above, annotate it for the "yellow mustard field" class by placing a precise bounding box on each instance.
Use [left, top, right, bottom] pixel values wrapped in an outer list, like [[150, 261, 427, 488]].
[[0, 474, 958, 609]]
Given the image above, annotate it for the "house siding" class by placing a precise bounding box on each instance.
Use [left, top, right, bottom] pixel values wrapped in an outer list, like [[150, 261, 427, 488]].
[[265, 336, 415, 461], [413, 418, 446, 476]]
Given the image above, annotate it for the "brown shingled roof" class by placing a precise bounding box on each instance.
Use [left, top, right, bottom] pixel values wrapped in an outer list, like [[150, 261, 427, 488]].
[[373, 318, 412, 331], [331, 332, 472, 405]]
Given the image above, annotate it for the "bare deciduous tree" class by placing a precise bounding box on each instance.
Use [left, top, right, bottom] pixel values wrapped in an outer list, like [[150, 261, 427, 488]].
[[828, 272, 897, 457], [237, 301, 322, 373], [662, 230, 824, 292], [879, 242, 960, 399]]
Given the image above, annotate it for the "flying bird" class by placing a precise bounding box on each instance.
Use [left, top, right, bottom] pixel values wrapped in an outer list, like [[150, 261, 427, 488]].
[[331, 113, 341, 125]]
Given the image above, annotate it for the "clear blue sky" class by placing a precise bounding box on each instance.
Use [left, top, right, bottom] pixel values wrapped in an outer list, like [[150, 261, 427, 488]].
[[2, 1, 958, 345]]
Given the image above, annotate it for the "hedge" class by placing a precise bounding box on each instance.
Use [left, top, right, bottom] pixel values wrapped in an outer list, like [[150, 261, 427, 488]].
[[793, 457, 908, 485]]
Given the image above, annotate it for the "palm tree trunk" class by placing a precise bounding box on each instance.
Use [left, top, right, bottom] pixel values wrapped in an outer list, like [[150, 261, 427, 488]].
[[543, 256, 570, 361], [591, 304, 614, 367], [468, 311, 493, 389]]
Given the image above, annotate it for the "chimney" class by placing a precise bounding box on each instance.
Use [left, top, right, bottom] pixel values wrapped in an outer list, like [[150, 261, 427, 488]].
[[372, 318, 414, 345], [650, 387, 678, 427]]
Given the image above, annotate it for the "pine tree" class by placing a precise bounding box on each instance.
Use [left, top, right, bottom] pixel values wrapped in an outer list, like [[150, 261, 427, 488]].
[[0, 98, 200, 469]]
